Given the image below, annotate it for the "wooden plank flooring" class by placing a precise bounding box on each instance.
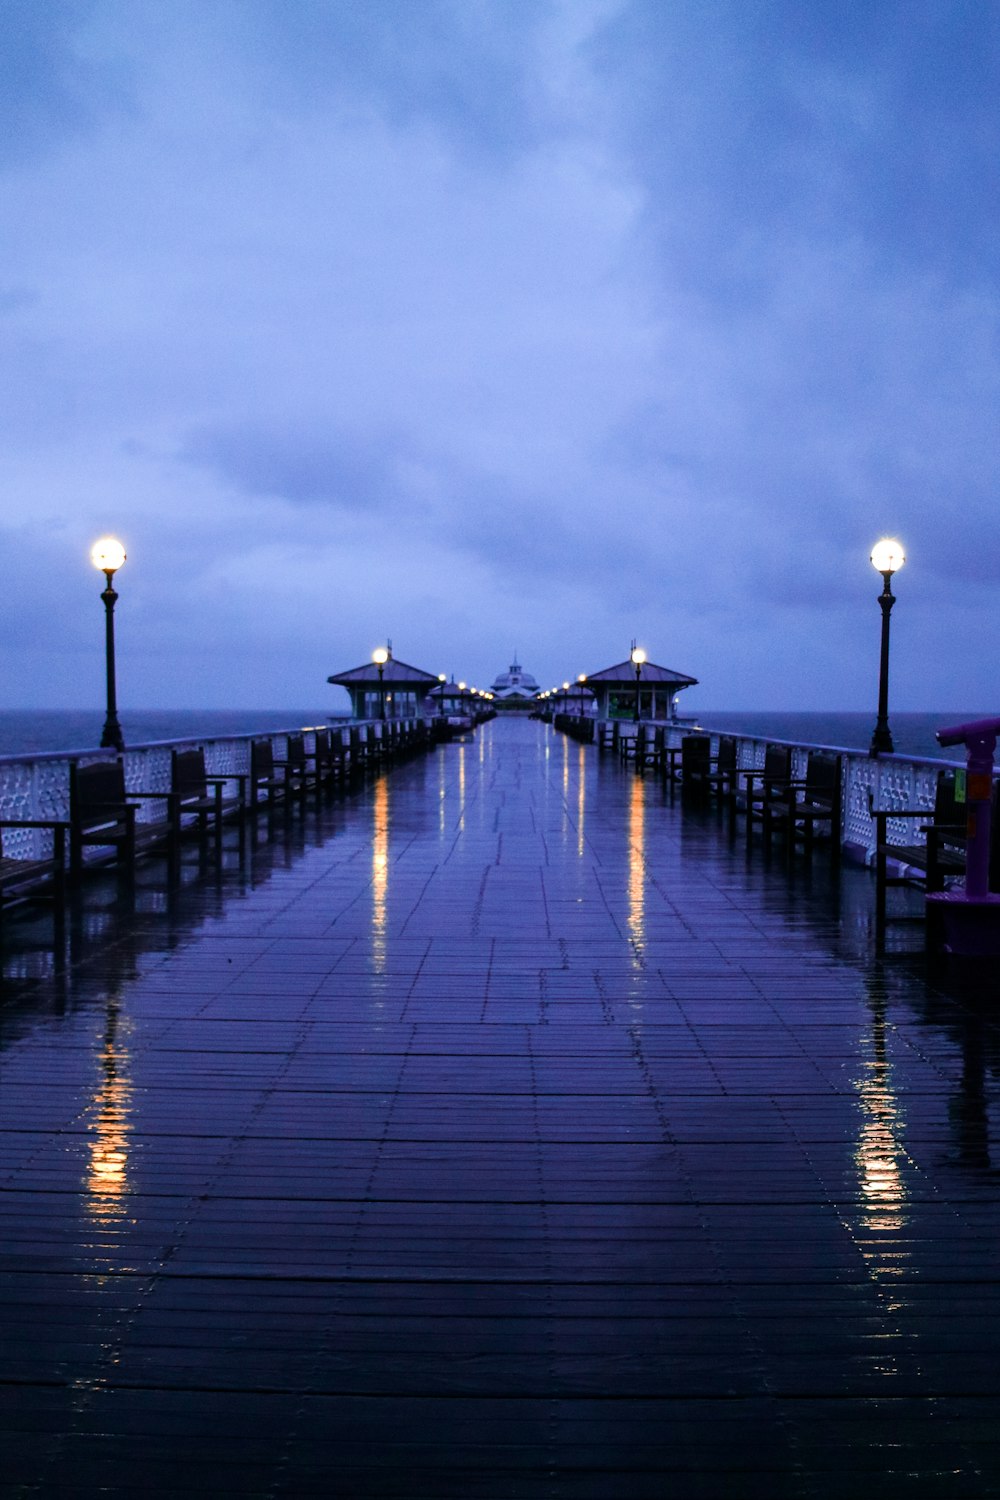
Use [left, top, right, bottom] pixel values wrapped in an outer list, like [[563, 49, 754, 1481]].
[[1, 717, 999, 1497]]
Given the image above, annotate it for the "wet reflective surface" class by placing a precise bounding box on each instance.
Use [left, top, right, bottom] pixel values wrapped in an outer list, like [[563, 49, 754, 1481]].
[[2, 716, 1000, 1497]]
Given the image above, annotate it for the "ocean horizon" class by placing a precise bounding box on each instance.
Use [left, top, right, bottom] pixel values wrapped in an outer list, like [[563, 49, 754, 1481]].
[[0, 708, 985, 762]]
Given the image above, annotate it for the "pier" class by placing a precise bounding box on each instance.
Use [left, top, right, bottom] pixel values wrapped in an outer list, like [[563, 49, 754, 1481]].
[[2, 715, 1000, 1495]]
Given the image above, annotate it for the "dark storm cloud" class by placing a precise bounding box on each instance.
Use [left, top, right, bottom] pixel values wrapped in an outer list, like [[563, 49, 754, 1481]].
[[0, 0, 130, 167], [231, 0, 557, 158], [1, 0, 997, 707], [589, 0, 1000, 294], [183, 420, 421, 514]]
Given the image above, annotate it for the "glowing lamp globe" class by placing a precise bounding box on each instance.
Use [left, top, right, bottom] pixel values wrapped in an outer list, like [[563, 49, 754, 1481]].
[[631, 647, 647, 666], [91, 537, 126, 573], [372, 648, 389, 665], [870, 539, 905, 575]]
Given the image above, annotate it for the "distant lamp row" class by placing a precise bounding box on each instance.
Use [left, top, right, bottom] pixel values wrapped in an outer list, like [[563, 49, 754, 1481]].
[[82, 533, 908, 760]]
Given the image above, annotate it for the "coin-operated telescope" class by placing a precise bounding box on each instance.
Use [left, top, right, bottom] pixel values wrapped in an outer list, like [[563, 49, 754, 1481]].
[[927, 716, 1000, 954]]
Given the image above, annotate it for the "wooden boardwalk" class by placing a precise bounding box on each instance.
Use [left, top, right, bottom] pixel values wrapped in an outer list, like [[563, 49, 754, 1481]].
[[1, 716, 999, 1497]]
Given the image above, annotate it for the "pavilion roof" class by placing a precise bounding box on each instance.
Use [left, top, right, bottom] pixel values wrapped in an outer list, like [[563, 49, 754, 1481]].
[[327, 656, 441, 688], [582, 659, 699, 689]]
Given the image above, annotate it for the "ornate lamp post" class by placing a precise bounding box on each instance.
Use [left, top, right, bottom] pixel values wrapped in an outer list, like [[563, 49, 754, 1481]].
[[577, 673, 587, 718], [630, 647, 646, 724], [437, 673, 447, 717], [372, 647, 389, 721], [869, 539, 905, 756], [90, 537, 127, 752]]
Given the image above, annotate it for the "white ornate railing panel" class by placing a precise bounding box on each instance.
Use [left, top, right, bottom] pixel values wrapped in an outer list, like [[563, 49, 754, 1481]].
[[660, 725, 969, 864], [0, 718, 423, 862], [0, 720, 377, 863]]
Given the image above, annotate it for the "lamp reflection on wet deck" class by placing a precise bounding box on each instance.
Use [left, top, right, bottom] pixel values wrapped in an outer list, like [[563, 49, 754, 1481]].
[[854, 989, 909, 1286], [86, 995, 132, 1228], [577, 742, 587, 857], [372, 776, 389, 972], [627, 777, 645, 955]]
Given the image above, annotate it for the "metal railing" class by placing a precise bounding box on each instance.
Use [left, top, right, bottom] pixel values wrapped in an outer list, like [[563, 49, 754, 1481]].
[[583, 718, 975, 867], [0, 719, 426, 861]]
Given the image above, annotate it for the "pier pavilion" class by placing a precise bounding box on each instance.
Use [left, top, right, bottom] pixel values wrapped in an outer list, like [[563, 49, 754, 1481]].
[[327, 647, 439, 721], [489, 655, 541, 705], [583, 655, 698, 724], [1, 715, 999, 1495]]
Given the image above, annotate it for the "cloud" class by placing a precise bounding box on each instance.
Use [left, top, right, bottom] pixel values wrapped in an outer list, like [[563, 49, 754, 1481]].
[[0, 0, 132, 168], [0, 0, 997, 707], [182, 419, 421, 513]]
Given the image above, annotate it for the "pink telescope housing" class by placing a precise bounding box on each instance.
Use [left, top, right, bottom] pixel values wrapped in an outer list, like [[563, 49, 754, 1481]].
[[926, 715, 1000, 953]]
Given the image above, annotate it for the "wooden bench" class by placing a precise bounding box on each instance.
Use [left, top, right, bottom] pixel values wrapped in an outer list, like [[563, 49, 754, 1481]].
[[868, 771, 989, 929], [618, 725, 643, 765], [247, 739, 292, 814], [348, 727, 369, 775], [169, 747, 243, 856], [766, 752, 842, 857], [622, 724, 663, 773], [68, 759, 170, 877], [272, 733, 316, 806], [308, 728, 346, 792], [0, 819, 67, 911], [703, 736, 739, 809], [740, 744, 793, 846], [679, 735, 712, 792]]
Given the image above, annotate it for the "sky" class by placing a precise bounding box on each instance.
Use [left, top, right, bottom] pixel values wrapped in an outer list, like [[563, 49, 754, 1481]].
[[1, 0, 997, 713]]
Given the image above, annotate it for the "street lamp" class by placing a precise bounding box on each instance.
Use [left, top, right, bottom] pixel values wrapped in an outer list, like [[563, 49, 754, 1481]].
[[630, 646, 646, 724], [372, 646, 389, 721], [869, 539, 905, 755], [577, 673, 587, 718], [90, 536, 127, 752], [437, 673, 447, 717]]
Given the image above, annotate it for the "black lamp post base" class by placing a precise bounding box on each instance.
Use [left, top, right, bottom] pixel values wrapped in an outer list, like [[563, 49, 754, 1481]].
[[869, 726, 894, 756], [100, 721, 125, 753]]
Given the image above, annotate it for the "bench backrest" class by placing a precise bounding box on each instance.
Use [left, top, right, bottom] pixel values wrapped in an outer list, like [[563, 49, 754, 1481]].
[[70, 759, 127, 822], [172, 747, 208, 799], [682, 736, 711, 774], [933, 771, 961, 825], [804, 753, 841, 802], [717, 736, 737, 772], [762, 744, 792, 782], [251, 739, 275, 780], [285, 733, 306, 768], [314, 729, 332, 758]]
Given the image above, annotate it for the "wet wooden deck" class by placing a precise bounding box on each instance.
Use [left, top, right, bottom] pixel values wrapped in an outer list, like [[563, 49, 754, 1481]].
[[2, 716, 999, 1497]]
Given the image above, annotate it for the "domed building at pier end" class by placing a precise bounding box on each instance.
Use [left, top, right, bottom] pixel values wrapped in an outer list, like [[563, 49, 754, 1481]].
[[489, 656, 541, 707]]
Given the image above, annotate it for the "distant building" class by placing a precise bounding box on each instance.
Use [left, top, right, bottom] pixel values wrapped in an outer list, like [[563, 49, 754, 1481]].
[[489, 656, 541, 704], [582, 657, 698, 723], [327, 648, 440, 721]]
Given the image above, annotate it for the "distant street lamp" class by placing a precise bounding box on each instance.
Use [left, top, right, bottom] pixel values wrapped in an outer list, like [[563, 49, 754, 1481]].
[[577, 673, 587, 718], [437, 673, 447, 717], [630, 646, 647, 724], [372, 646, 389, 722], [869, 539, 905, 755], [90, 537, 127, 752]]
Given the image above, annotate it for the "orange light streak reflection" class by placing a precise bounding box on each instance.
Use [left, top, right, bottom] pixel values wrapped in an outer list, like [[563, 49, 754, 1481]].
[[85, 998, 132, 1227]]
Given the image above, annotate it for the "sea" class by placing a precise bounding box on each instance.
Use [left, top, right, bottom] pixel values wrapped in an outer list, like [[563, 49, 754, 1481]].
[[0, 708, 983, 762]]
